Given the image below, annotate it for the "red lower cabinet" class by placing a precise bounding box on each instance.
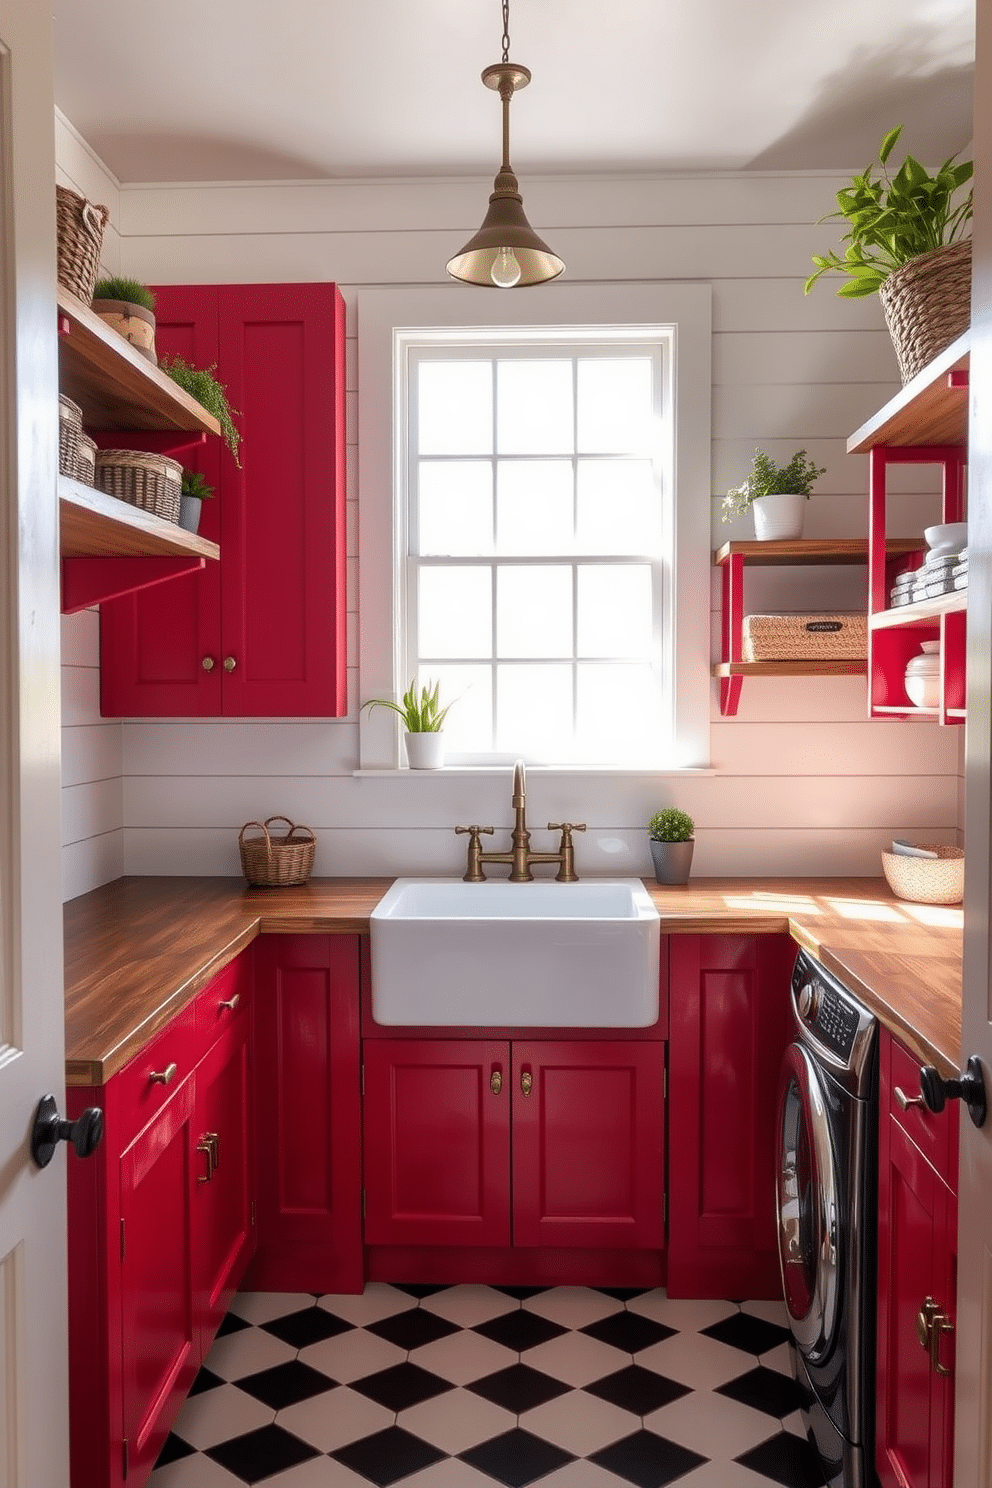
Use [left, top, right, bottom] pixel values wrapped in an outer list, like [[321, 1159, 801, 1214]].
[[363, 1038, 664, 1253], [876, 1030, 958, 1488], [667, 933, 795, 1298]]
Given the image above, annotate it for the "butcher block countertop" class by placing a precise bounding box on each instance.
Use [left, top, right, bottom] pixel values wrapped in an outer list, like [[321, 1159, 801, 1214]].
[[63, 875, 963, 1086]]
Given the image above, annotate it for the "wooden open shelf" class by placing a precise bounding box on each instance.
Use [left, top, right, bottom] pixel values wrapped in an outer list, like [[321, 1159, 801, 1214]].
[[847, 332, 969, 453], [714, 538, 921, 568], [714, 659, 867, 679], [870, 590, 967, 631]]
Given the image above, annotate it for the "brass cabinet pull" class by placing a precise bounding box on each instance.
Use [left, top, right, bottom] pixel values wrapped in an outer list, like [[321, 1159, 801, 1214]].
[[202, 656, 216, 672], [196, 1135, 215, 1182], [895, 1085, 926, 1112], [490, 1070, 502, 1096], [149, 1062, 178, 1086], [520, 1070, 533, 1097], [218, 993, 240, 1012], [206, 1132, 219, 1170], [917, 1296, 954, 1375], [223, 656, 237, 672], [917, 1297, 938, 1352]]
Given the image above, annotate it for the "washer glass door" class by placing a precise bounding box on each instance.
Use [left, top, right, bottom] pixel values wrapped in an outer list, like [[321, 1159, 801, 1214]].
[[776, 1042, 840, 1363]]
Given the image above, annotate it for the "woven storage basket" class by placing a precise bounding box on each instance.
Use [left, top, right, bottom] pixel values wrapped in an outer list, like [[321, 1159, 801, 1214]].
[[878, 238, 972, 384], [55, 186, 110, 304], [239, 817, 316, 887], [58, 394, 82, 477], [94, 449, 182, 523], [74, 433, 97, 486], [881, 844, 964, 905], [742, 613, 867, 662]]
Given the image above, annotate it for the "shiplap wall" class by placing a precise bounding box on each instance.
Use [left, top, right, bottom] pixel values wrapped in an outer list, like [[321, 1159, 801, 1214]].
[[56, 124, 961, 897]]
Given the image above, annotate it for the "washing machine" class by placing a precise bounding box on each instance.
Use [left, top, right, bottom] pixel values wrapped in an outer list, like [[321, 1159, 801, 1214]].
[[776, 947, 879, 1488]]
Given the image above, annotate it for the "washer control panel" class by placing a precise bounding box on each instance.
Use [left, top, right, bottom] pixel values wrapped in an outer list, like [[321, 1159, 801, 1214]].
[[791, 950, 877, 1091]]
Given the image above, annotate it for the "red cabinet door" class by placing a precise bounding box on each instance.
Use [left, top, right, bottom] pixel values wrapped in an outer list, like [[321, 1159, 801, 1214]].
[[667, 933, 795, 1298], [363, 1039, 512, 1248], [119, 1075, 198, 1486], [193, 1006, 255, 1353], [100, 282, 347, 718], [512, 1041, 664, 1249], [250, 934, 363, 1291]]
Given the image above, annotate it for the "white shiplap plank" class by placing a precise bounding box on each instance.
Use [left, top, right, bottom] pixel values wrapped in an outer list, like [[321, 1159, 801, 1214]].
[[63, 832, 124, 903], [713, 329, 898, 388], [62, 777, 124, 846], [60, 662, 103, 727], [60, 609, 99, 667], [61, 724, 123, 789]]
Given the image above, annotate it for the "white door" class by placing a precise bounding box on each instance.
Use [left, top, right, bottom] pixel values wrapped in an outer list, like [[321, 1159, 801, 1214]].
[[0, 3, 72, 1485], [956, 2, 992, 1481]]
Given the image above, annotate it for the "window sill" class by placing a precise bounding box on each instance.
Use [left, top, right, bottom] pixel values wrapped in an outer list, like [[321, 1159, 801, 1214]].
[[352, 764, 717, 778]]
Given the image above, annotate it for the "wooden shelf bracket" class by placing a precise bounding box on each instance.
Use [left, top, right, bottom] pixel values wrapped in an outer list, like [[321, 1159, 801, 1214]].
[[61, 556, 207, 614]]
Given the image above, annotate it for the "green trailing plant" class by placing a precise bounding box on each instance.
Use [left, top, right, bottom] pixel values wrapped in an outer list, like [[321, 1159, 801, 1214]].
[[180, 469, 215, 501], [159, 354, 242, 466], [722, 448, 826, 521], [362, 678, 455, 733], [649, 808, 694, 843], [804, 125, 974, 299], [92, 275, 156, 311]]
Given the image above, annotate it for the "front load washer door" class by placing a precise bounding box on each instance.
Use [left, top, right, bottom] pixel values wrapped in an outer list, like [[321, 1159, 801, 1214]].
[[776, 1042, 841, 1364]]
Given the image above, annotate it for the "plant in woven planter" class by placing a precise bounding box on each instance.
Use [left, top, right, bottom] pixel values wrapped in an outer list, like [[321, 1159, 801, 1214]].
[[92, 275, 159, 362], [362, 677, 457, 770], [722, 448, 826, 540], [648, 808, 695, 886], [159, 355, 242, 466], [804, 126, 974, 382]]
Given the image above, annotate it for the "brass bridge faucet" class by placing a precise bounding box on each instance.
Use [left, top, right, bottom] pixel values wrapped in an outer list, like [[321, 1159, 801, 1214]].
[[456, 760, 586, 882]]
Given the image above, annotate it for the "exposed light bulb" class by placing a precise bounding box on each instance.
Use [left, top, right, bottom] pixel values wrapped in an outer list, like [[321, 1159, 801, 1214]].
[[490, 246, 522, 288]]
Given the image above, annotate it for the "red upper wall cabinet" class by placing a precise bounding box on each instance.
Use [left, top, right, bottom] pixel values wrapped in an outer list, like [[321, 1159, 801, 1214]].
[[99, 283, 347, 717]]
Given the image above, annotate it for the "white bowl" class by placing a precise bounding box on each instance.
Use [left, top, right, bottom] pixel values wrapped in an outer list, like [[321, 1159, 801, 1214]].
[[924, 522, 968, 554]]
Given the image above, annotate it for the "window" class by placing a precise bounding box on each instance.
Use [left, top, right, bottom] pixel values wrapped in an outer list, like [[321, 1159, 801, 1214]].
[[358, 285, 711, 772]]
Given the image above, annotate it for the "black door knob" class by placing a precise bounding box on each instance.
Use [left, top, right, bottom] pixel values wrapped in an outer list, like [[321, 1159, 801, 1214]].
[[919, 1056, 988, 1129], [31, 1095, 104, 1168]]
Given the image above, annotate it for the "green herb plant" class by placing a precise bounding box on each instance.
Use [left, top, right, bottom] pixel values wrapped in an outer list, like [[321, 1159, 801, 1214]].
[[159, 354, 242, 466], [180, 470, 215, 501], [722, 448, 826, 522], [804, 125, 974, 300], [649, 808, 695, 843], [92, 275, 157, 311], [362, 678, 455, 733]]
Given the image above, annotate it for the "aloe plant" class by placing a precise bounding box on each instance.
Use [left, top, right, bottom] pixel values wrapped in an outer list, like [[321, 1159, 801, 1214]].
[[362, 678, 455, 733]]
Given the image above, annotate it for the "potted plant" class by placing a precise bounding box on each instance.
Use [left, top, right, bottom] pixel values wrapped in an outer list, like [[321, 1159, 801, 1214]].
[[722, 448, 826, 541], [159, 354, 242, 466], [362, 677, 455, 769], [178, 469, 215, 534], [804, 125, 974, 383], [91, 275, 157, 362], [648, 808, 695, 886]]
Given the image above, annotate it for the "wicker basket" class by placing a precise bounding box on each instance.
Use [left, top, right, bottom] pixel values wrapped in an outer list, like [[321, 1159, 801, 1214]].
[[55, 186, 110, 305], [58, 394, 82, 477], [742, 613, 867, 662], [878, 239, 972, 384], [881, 844, 964, 905], [75, 433, 97, 486], [239, 817, 317, 887], [94, 449, 182, 523]]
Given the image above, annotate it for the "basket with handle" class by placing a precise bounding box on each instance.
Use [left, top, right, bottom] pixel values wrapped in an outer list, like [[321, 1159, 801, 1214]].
[[55, 185, 110, 304], [239, 816, 316, 887], [94, 448, 182, 523], [878, 238, 972, 384]]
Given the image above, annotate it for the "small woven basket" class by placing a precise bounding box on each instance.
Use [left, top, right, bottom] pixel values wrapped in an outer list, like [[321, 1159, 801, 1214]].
[[75, 433, 97, 486], [94, 449, 182, 523], [58, 394, 82, 477], [881, 844, 964, 905], [55, 185, 110, 304], [239, 816, 316, 888], [878, 238, 972, 384], [742, 613, 867, 662]]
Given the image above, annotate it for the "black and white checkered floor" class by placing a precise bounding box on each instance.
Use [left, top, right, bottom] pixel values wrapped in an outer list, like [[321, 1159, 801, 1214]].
[[150, 1284, 825, 1488]]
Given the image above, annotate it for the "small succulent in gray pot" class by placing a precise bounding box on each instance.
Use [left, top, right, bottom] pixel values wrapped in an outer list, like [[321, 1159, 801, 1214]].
[[648, 808, 695, 886]]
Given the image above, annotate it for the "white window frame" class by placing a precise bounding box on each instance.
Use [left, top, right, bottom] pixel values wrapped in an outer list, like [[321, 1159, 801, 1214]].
[[357, 283, 712, 773]]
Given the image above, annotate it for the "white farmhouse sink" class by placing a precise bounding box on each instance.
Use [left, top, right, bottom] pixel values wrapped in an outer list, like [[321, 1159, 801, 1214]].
[[370, 878, 660, 1027]]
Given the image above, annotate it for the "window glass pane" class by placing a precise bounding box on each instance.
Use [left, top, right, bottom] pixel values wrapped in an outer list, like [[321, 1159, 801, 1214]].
[[577, 565, 654, 658], [577, 357, 654, 453], [418, 460, 493, 555], [497, 360, 574, 454], [576, 663, 662, 762], [496, 460, 574, 555], [419, 566, 492, 658], [576, 459, 660, 554], [497, 664, 573, 756], [419, 361, 493, 455], [496, 565, 573, 658], [428, 664, 493, 751]]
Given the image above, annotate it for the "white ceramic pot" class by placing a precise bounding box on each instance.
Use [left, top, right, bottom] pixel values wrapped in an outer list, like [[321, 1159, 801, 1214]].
[[904, 640, 941, 708], [404, 730, 445, 769], [751, 493, 807, 541]]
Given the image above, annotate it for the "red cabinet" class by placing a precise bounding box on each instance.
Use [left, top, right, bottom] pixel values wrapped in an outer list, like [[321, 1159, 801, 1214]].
[[876, 1030, 958, 1488], [249, 934, 363, 1292], [667, 933, 795, 1298], [363, 1038, 664, 1253], [99, 282, 347, 718]]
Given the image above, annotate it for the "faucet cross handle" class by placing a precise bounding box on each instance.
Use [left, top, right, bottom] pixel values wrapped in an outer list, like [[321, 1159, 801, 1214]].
[[455, 824, 495, 883], [455, 825, 495, 837], [548, 823, 587, 883], [548, 822, 587, 840]]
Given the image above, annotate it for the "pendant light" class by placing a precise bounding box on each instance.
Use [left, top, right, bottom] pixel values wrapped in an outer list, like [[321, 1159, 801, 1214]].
[[446, 0, 565, 289]]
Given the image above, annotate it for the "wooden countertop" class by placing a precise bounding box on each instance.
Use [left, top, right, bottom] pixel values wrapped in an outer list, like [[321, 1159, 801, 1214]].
[[63, 875, 963, 1085]]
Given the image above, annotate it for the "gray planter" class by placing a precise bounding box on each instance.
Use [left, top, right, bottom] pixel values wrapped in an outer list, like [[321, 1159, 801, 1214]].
[[650, 838, 694, 886], [178, 495, 202, 533]]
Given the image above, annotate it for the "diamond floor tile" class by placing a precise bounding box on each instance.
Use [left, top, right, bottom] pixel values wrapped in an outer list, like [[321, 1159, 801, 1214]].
[[459, 1427, 577, 1487], [473, 1308, 569, 1354], [234, 1360, 337, 1411], [701, 1313, 792, 1358], [351, 1360, 456, 1412], [331, 1425, 447, 1486], [589, 1429, 709, 1488], [205, 1424, 320, 1484], [581, 1310, 677, 1355], [262, 1306, 355, 1350], [585, 1364, 692, 1417], [368, 1306, 462, 1352], [735, 1430, 826, 1488], [468, 1362, 572, 1414], [716, 1367, 810, 1420]]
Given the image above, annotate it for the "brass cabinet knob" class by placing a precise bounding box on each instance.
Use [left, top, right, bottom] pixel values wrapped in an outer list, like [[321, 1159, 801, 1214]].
[[218, 994, 240, 1012], [196, 1134, 216, 1182], [490, 1069, 502, 1096], [520, 1070, 533, 1097], [150, 1062, 178, 1086], [202, 656, 215, 672], [895, 1086, 926, 1112], [223, 656, 237, 672]]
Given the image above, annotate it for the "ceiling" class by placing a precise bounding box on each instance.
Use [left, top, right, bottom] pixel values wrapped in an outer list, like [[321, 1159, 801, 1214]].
[[53, 0, 975, 185]]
